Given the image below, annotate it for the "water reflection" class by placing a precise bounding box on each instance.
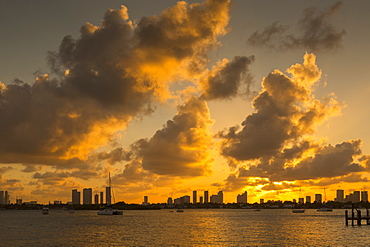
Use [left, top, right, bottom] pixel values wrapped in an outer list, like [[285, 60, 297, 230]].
[[1, 209, 370, 246]]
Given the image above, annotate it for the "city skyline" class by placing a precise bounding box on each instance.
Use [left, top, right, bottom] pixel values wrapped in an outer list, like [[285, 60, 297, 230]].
[[0, 0, 370, 204], [1, 188, 369, 206]]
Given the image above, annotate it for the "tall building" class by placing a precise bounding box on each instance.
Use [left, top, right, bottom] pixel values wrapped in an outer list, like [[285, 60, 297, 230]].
[[193, 191, 197, 204], [143, 196, 149, 206], [4, 191, 9, 204], [315, 194, 322, 203], [94, 194, 99, 204], [83, 188, 92, 205], [72, 189, 80, 205], [100, 192, 104, 204], [336, 189, 344, 203], [106, 187, 111, 205], [199, 196, 203, 204], [260, 199, 264, 204], [218, 191, 223, 204], [237, 191, 247, 203], [361, 191, 368, 202], [298, 198, 304, 204], [204, 191, 209, 203], [0, 191, 4, 204], [167, 197, 173, 205], [354, 191, 361, 202], [306, 196, 311, 204]]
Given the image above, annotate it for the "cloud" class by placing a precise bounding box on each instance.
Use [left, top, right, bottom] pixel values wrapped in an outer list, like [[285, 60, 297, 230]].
[[135, 96, 215, 177], [217, 53, 369, 188], [247, 1, 345, 52], [200, 55, 255, 100], [0, 0, 231, 168], [219, 53, 341, 162]]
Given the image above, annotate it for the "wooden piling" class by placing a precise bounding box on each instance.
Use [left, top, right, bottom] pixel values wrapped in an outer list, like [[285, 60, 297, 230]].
[[357, 210, 362, 226], [345, 210, 348, 226]]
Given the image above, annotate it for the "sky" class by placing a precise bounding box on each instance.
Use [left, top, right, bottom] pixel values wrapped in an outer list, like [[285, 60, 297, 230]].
[[0, 0, 370, 204]]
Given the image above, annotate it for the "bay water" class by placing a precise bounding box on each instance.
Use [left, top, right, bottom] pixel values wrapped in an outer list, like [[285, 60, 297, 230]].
[[1, 209, 369, 246]]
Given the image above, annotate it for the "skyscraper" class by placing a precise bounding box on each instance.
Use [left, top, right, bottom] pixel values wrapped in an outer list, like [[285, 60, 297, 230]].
[[94, 193, 99, 204], [315, 194, 322, 203], [0, 191, 4, 204], [72, 189, 80, 205], [354, 191, 361, 202], [218, 191, 223, 204], [193, 190, 197, 204], [361, 191, 368, 202], [100, 192, 104, 204], [83, 188, 92, 205], [204, 191, 209, 203], [237, 191, 247, 203], [4, 191, 9, 205], [143, 196, 148, 206], [336, 189, 344, 203], [106, 187, 111, 205], [306, 196, 311, 204]]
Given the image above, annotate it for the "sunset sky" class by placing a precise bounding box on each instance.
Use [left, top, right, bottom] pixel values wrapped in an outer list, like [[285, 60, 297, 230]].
[[1, 0, 370, 204]]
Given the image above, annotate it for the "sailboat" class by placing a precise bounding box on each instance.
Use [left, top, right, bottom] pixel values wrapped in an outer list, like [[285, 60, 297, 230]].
[[317, 187, 333, 212], [292, 189, 305, 213], [97, 173, 123, 215]]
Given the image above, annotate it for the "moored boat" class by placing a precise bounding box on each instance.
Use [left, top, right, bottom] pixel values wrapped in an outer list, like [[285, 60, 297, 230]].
[[42, 206, 50, 215]]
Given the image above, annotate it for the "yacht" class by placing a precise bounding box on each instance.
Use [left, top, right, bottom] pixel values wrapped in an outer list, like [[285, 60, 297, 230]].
[[97, 173, 123, 216], [97, 206, 123, 215], [292, 209, 305, 213], [317, 208, 333, 212], [42, 206, 50, 215]]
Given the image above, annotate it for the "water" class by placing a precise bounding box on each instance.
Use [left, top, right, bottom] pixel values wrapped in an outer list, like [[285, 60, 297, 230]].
[[1, 209, 370, 246]]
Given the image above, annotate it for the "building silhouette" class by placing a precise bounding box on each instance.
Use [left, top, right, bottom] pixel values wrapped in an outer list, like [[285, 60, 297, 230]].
[[106, 187, 111, 205], [204, 191, 209, 203], [306, 196, 311, 204], [315, 194, 322, 203], [361, 191, 368, 202], [210, 191, 223, 204], [72, 189, 80, 205], [83, 188, 92, 205], [94, 193, 99, 204], [100, 192, 104, 204], [143, 196, 149, 206], [335, 189, 344, 203], [237, 191, 247, 203], [193, 191, 197, 204]]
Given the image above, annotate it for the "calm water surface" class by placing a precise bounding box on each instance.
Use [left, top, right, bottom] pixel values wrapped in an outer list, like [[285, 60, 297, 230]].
[[1, 209, 370, 246]]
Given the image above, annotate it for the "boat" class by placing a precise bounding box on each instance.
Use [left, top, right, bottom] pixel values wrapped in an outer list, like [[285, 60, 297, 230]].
[[97, 172, 123, 216], [42, 206, 50, 215], [176, 209, 184, 212], [97, 205, 123, 215], [292, 189, 305, 213], [317, 208, 333, 212]]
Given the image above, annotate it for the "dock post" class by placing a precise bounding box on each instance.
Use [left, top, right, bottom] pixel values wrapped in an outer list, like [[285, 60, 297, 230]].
[[351, 207, 354, 226], [357, 210, 362, 226], [367, 209, 369, 225], [345, 210, 348, 226]]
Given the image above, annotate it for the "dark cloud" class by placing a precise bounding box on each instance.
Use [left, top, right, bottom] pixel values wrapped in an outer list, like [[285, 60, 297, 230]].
[[200, 55, 255, 100], [218, 53, 369, 187], [137, 96, 214, 176], [247, 1, 345, 52], [0, 0, 231, 169], [219, 53, 337, 162]]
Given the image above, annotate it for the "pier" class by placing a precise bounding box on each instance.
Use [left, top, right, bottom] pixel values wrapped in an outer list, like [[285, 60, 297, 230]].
[[345, 205, 370, 226]]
